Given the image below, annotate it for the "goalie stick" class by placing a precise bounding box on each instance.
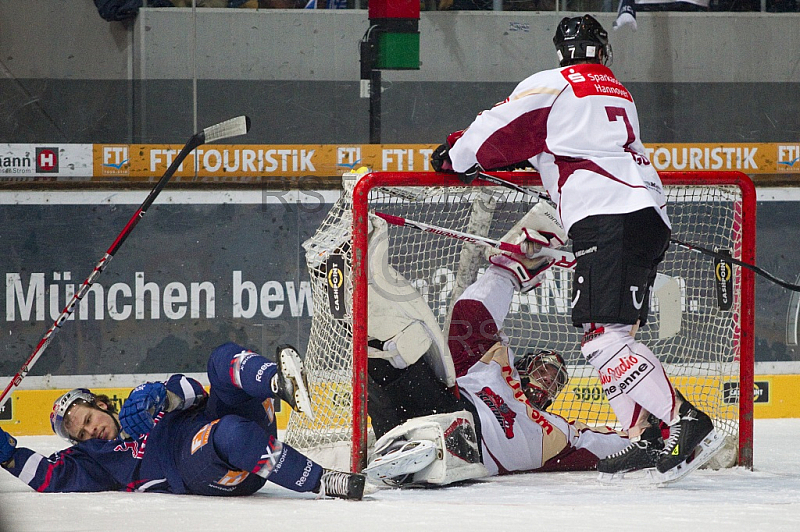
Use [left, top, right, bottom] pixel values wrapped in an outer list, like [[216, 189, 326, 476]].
[[372, 211, 576, 269], [373, 209, 682, 339], [0, 115, 252, 408], [473, 171, 800, 292]]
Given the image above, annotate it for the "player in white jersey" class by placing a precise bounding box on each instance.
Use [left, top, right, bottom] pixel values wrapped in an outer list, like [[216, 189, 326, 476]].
[[364, 203, 630, 486], [429, 14, 720, 479]]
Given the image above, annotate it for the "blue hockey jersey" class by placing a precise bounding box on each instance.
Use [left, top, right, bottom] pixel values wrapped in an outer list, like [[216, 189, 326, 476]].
[[4, 374, 209, 493]]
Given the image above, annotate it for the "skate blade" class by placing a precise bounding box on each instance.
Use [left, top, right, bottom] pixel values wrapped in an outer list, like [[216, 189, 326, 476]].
[[651, 430, 726, 486], [598, 431, 726, 487], [364, 440, 438, 482], [279, 347, 315, 421], [597, 467, 660, 486]]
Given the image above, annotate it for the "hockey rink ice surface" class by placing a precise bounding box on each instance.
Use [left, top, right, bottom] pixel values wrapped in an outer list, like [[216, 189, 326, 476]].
[[1, 418, 798, 532]]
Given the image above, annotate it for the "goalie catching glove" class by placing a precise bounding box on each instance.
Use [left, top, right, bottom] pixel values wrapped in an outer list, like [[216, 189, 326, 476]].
[[488, 201, 567, 292]]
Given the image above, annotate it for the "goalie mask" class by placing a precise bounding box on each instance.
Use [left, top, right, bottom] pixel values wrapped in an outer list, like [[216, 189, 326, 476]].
[[515, 350, 568, 411], [553, 14, 612, 67]]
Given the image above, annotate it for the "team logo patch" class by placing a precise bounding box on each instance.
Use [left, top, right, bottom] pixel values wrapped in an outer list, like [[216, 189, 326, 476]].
[[191, 419, 220, 454], [562, 65, 632, 101], [217, 470, 250, 487], [475, 386, 517, 438]]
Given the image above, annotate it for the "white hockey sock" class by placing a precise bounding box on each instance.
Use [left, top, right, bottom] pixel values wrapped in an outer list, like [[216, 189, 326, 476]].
[[581, 324, 675, 430]]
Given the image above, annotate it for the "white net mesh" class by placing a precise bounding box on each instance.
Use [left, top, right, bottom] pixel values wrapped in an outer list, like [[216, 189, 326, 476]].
[[285, 172, 752, 471]]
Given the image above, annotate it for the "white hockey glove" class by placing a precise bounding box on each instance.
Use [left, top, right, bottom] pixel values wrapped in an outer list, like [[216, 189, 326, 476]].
[[487, 201, 567, 293], [500, 200, 567, 256], [489, 253, 553, 293]]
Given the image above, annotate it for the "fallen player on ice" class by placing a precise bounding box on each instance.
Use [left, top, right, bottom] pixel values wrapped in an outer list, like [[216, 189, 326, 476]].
[[0, 343, 365, 500]]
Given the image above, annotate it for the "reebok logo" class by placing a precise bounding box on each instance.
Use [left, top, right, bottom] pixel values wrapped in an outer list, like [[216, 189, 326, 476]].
[[671, 445, 680, 456]]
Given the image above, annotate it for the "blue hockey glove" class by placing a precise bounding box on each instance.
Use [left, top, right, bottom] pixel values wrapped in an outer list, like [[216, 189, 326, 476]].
[[0, 425, 16, 465], [119, 382, 168, 439]]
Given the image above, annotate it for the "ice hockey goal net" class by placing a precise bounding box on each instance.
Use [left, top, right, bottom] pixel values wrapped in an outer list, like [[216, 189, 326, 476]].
[[285, 171, 756, 473]]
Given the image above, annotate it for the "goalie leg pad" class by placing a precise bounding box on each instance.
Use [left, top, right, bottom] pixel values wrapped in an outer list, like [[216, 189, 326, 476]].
[[367, 411, 488, 486], [363, 439, 438, 483]]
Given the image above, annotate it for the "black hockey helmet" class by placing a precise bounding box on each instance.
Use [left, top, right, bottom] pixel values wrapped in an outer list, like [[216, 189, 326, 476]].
[[515, 349, 568, 411], [553, 14, 612, 67]]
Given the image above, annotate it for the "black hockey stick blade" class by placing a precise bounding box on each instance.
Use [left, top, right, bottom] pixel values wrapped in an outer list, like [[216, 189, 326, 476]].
[[670, 238, 800, 292]]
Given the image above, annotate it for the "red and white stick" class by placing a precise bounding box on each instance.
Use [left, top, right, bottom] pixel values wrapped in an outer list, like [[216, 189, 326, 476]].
[[0, 116, 251, 409], [372, 211, 576, 269]]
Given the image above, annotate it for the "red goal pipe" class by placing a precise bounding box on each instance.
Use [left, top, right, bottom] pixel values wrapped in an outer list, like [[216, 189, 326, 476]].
[[352, 171, 756, 472]]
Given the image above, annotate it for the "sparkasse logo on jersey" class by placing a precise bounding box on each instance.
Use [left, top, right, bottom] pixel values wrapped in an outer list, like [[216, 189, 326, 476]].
[[36, 147, 59, 173]]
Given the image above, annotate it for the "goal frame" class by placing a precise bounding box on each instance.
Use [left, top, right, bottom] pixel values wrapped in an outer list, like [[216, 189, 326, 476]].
[[350, 170, 756, 473]]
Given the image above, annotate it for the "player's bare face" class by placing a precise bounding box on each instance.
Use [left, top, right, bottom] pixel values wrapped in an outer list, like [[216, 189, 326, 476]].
[[64, 403, 119, 442]]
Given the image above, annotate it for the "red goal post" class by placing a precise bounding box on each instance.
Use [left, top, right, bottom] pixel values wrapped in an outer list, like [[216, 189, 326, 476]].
[[289, 170, 756, 473]]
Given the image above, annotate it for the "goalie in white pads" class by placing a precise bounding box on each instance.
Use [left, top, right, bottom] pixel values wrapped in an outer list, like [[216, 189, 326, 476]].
[[364, 203, 632, 487], [430, 14, 725, 483]]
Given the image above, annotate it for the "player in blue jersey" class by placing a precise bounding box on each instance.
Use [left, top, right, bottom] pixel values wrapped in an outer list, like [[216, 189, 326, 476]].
[[0, 342, 365, 500]]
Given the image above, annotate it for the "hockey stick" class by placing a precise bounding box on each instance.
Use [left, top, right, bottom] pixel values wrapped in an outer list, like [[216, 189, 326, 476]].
[[373, 209, 682, 339], [671, 238, 800, 292], [474, 171, 553, 204], [475, 171, 800, 292], [372, 211, 577, 269], [0, 115, 251, 408]]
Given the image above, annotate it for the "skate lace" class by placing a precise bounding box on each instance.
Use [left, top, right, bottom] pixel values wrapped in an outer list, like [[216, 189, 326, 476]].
[[321, 471, 349, 497], [606, 440, 646, 459], [663, 423, 682, 452]]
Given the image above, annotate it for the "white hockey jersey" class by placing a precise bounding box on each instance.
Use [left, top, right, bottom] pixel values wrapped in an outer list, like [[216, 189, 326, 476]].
[[457, 343, 627, 476], [447, 63, 669, 233], [452, 267, 629, 475]]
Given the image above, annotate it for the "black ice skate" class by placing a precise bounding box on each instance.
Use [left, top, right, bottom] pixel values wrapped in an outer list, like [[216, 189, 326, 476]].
[[316, 469, 366, 500], [657, 398, 715, 474], [274, 345, 314, 420], [597, 422, 663, 477]]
